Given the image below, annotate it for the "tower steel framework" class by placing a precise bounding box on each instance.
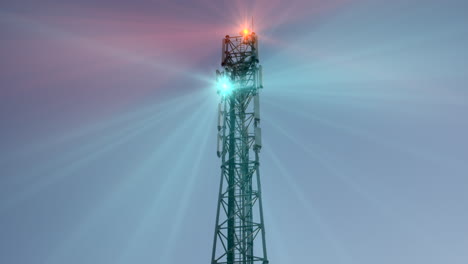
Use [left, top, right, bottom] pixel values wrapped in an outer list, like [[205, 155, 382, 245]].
[[211, 31, 268, 264]]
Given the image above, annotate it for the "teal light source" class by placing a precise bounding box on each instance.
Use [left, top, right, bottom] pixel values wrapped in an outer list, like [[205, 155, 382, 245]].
[[217, 76, 233, 97]]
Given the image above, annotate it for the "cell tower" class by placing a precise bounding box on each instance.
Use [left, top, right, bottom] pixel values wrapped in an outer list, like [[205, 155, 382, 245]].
[[211, 28, 268, 264]]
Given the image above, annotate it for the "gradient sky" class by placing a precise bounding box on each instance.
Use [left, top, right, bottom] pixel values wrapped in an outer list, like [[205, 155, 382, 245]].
[[1, 0, 468, 263]]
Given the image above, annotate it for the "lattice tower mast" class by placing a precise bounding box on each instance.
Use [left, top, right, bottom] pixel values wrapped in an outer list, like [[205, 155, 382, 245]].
[[211, 29, 268, 264]]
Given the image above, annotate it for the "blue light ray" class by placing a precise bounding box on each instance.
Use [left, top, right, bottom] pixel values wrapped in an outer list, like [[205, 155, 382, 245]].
[[0, 92, 208, 213], [263, 148, 352, 264], [113, 99, 214, 264], [3, 89, 207, 164], [262, 97, 465, 167], [1, 91, 206, 192], [264, 114, 396, 219], [45, 96, 213, 264], [157, 99, 216, 264]]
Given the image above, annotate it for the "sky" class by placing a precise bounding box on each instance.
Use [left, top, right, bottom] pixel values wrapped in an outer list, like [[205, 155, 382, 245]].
[[1, 0, 468, 263]]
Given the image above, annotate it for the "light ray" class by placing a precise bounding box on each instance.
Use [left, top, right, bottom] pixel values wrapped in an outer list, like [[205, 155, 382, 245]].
[[114, 99, 214, 264], [264, 114, 397, 220], [0, 12, 212, 83], [262, 97, 465, 167], [3, 89, 206, 164], [263, 148, 352, 264], [45, 97, 212, 264], [157, 99, 216, 264], [0, 92, 207, 213]]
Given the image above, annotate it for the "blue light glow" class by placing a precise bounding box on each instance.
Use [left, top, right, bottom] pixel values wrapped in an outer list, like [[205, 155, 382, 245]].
[[217, 77, 233, 97]]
